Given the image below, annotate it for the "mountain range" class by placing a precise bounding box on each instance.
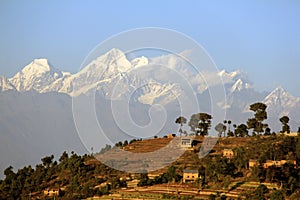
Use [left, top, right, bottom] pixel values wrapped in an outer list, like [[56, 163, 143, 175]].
[[0, 48, 299, 175]]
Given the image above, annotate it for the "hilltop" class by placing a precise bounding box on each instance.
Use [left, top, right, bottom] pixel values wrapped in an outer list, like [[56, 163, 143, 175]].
[[1, 134, 300, 199]]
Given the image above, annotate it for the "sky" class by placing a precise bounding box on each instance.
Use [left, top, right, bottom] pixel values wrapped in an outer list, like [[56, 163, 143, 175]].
[[0, 0, 299, 96]]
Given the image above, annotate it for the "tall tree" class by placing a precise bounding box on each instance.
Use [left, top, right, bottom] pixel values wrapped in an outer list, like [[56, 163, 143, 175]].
[[188, 113, 212, 136], [41, 155, 54, 168], [280, 116, 290, 133], [227, 120, 232, 135], [224, 120, 233, 136], [247, 102, 268, 135], [175, 116, 187, 136], [223, 120, 227, 136], [215, 123, 226, 137], [234, 124, 248, 137]]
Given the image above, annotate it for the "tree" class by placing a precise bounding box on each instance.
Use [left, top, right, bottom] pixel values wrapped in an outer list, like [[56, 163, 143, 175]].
[[233, 124, 237, 136], [59, 151, 69, 163], [200, 113, 212, 136], [224, 120, 232, 136], [41, 155, 54, 168], [227, 120, 232, 135], [253, 184, 269, 200], [4, 166, 14, 178], [280, 116, 290, 133], [270, 189, 284, 200], [165, 166, 180, 182], [294, 139, 300, 168], [189, 113, 212, 136], [234, 124, 248, 137], [175, 116, 187, 136], [215, 123, 226, 137], [247, 102, 268, 135], [138, 173, 151, 186], [233, 147, 248, 170], [265, 127, 271, 135]]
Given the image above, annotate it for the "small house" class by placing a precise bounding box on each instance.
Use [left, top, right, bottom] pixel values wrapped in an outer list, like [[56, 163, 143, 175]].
[[44, 188, 60, 197], [223, 149, 234, 158], [181, 137, 192, 148], [183, 170, 199, 183], [249, 159, 259, 168], [263, 160, 296, 169]]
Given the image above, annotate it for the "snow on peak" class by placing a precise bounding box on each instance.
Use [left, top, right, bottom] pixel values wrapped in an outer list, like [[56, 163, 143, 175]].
[[218, 70, 227, 76], [99, 48, 131, 71], [81, 48, 131, 76], [218, 69, 241, 78], [0, 76, 15, 91], [230, 78, 253, 93], [264, 86, 299, 108], [131, 56, 149, 68], [104, 48, 125, 57], [266, 86, 292, 99], [217, 70, 252, 91], [8, 58, 63, 92], [22, 58, 53, 74]]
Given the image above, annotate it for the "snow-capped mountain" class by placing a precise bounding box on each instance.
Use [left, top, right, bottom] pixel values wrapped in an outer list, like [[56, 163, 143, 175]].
[[1, 48, 300, 175], [0, 76, 15, 91], [262, 86, 300, 132], [8, 58, 64, 92], [264, 86, 300, 116], [1, 49, 299, 112], [229, 78, 253, 93], [39, 49, 148, 97], [1, 48, 299, 116]]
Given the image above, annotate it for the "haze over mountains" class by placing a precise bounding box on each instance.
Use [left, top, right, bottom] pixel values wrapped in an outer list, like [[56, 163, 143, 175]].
[[0, 48, 299, 175]]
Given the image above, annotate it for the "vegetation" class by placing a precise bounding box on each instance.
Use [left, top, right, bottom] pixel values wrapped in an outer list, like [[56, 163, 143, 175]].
[[2, 101, 300, 199], [280, 115, 290, 133], [175, 116, 187, 136], [247, 102, 268, 135], [0, 152, 127, 199], [188, 113, 212, 136]]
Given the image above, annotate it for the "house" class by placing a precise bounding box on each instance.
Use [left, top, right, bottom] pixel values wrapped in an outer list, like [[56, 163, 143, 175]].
[[249, 159, 259, 168], [168, 133, 176, 138], [181, 137, 192, 148], [183, 170, 199, 183], [249, 159, 297, 169], [43, 188, 60, 197], [223, 149, 234, 158], [263, 160, 296, 169]]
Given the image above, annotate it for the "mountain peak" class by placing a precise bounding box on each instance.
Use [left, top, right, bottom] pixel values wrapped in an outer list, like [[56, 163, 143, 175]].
[[22, 58, 54, 74], [230, 78, 253, 93], [104, 48, 125, 58], [7, 58, 63, 92], [264, 86, 299, 108], [273, 85, 285, 92], [268, 86, 289, 97]]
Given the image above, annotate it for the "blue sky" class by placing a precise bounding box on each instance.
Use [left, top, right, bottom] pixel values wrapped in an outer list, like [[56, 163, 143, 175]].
[[0, 1, 299, 96]]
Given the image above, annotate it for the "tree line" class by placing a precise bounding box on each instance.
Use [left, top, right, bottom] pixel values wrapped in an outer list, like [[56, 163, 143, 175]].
[[175, 102, 298, 137]]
